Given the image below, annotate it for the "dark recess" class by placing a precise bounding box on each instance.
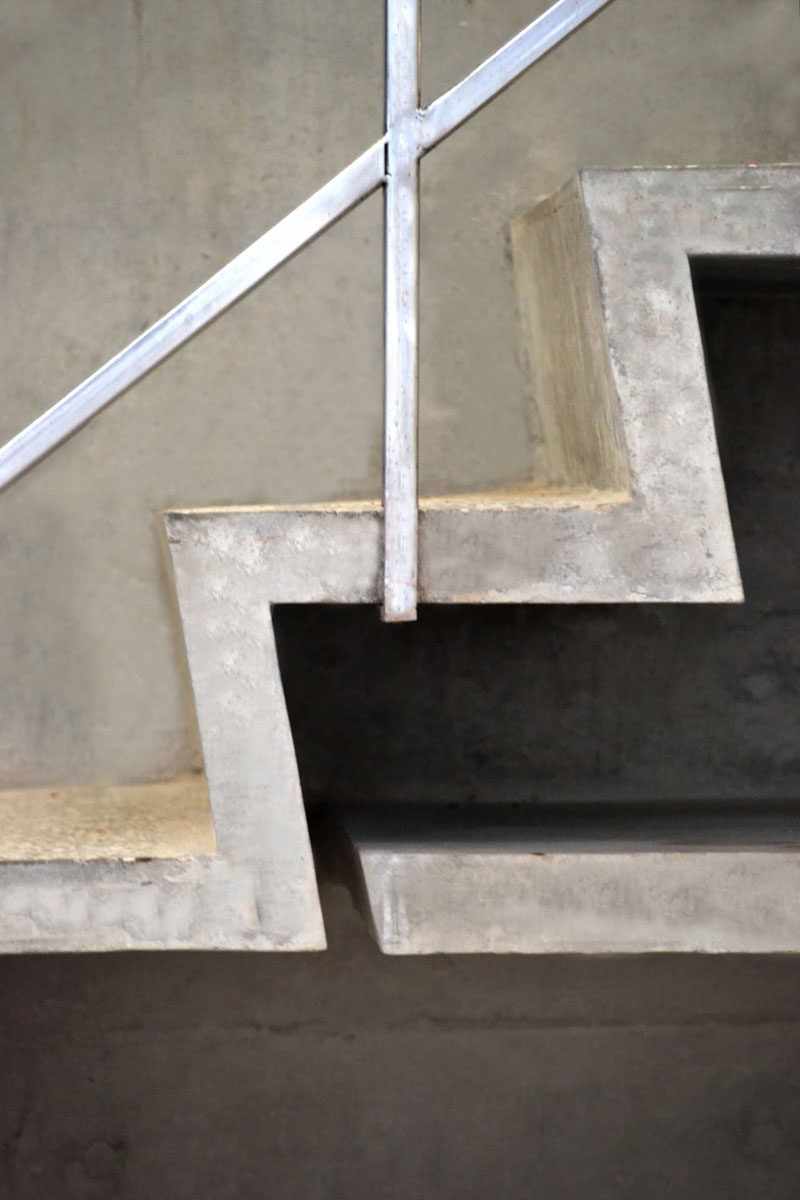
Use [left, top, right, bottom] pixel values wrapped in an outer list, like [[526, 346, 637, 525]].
[[274, 261, 800, 811]]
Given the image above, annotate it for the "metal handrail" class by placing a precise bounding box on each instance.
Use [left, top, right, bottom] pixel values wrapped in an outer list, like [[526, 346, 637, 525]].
[[0, 0, 613, 620]]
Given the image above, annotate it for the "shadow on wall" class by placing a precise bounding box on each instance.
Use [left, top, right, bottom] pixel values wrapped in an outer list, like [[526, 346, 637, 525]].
[[274, 266, 800, 808]]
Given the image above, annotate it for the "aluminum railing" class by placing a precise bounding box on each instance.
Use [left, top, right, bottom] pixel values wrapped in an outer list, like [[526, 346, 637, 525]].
[[0, 0, 613, 620]]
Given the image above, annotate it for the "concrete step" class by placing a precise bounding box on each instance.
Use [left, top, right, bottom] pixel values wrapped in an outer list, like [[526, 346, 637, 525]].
[[334, 804, 800, 954]]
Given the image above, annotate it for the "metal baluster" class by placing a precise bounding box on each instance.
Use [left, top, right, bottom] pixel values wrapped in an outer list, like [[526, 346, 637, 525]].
[[383, 0, 420, 621], [0, 0, 614, 623]]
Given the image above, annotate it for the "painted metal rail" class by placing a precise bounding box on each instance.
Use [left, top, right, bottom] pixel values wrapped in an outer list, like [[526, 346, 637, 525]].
[[0, 0, 613, 620]]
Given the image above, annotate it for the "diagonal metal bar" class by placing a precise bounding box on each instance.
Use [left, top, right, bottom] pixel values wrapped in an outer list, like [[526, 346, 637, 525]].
[[0, 138, 385, 493], [0, 0, 617, 623], [383, 0, 420, 622], [420, 0, 614, 152]]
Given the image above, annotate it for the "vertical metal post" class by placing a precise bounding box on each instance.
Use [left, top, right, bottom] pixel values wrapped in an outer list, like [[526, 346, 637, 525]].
[[383, 0, 420, 622], [0, 0, 615, 625]]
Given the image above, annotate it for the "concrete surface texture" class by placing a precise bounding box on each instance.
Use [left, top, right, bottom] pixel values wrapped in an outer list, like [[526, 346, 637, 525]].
[[154, 159, 800, 960], [0, 0, 798, 787], [1, 889, 800, 1200], [0, 0, 800, 1194], [337, 806, 800, 953], [0, 776, 212, 862], [275, 278, 800, 811]]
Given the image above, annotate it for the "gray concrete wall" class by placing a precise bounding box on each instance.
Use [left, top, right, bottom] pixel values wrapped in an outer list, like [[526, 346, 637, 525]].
[[1, 2, 800, 1196], [1, 0, 798, 786], [2, 889, 800, 1200]]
